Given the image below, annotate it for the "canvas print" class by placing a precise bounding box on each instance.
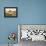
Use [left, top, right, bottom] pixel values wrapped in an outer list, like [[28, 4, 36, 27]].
[[4, 7, 18, 17]]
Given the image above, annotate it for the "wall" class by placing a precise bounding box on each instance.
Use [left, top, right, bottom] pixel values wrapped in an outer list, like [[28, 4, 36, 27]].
[[0, 0, 46, 44]]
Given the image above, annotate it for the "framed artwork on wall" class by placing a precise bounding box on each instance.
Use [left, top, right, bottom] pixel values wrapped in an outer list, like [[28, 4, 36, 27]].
[[4, 7, 18, 17]]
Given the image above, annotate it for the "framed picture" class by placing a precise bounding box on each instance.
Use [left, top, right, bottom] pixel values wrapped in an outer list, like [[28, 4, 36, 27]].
[[4, 7, 18, 17]]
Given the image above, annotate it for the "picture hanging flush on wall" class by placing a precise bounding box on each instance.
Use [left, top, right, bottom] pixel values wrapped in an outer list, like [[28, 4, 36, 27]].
[[4, 7, 18, 17]]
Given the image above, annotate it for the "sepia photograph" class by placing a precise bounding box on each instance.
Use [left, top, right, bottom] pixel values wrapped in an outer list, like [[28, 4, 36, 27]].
[[4, 7, 18, 17]]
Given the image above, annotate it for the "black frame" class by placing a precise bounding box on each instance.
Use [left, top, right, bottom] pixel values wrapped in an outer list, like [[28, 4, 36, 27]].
[[4, 7, 18, 17]]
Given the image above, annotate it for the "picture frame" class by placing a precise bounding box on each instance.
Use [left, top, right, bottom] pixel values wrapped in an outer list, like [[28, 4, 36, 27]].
[[4, 7, 18, 17]]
